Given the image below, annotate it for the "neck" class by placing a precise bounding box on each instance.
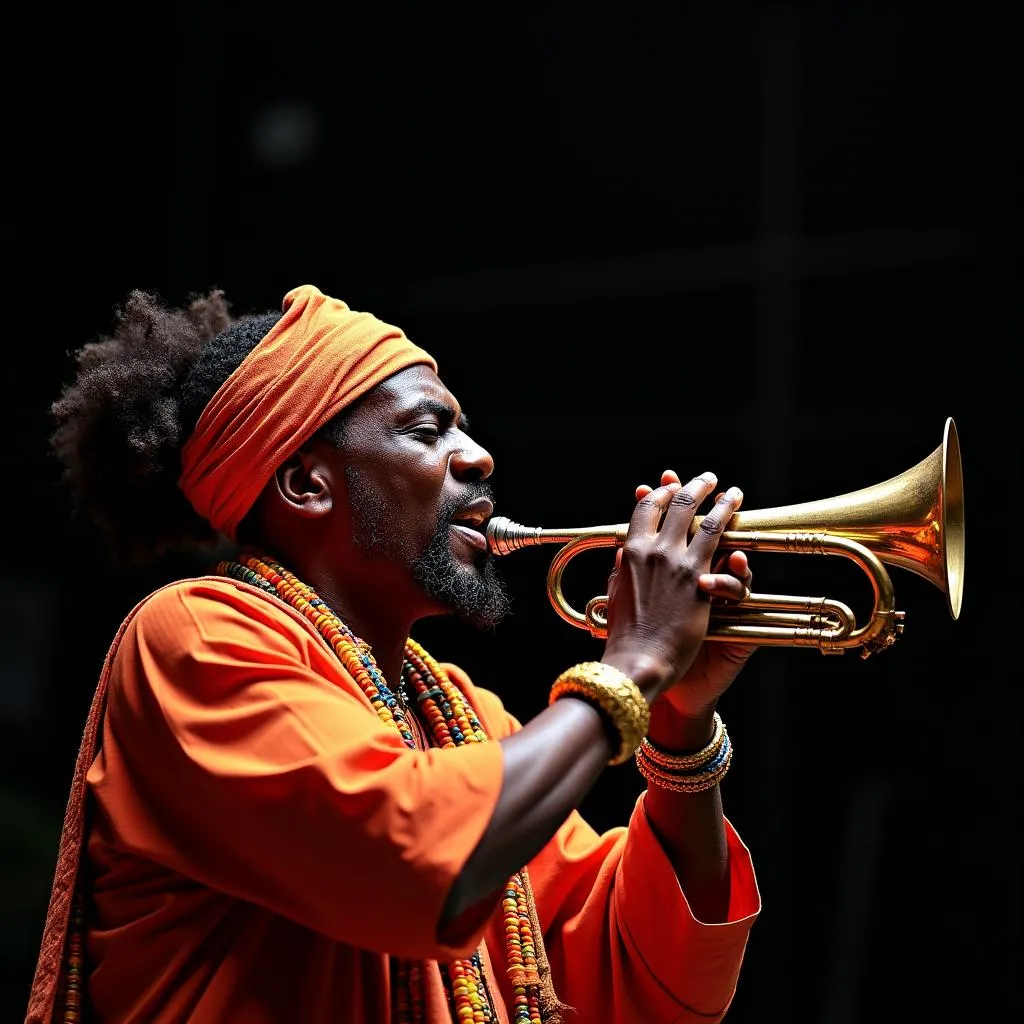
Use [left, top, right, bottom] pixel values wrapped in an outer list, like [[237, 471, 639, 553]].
[[287, 562, 418, 687]]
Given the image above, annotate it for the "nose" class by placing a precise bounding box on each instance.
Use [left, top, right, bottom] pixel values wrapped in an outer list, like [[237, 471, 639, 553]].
[[450, 433, 494, 482]]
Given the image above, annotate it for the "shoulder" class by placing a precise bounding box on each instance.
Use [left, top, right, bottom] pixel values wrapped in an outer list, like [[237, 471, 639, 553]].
[[104, 575, 356, 715], [117, 575, 327, 663]]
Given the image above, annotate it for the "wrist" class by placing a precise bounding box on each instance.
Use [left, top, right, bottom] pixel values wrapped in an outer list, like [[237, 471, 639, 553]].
[[550, 662, 650, 765], [636, 711, 733, 794], [599, 652, 673, 706], [647, 699, 717, 751]]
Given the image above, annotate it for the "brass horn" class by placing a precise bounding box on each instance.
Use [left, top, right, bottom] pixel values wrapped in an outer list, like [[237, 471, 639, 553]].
[[486, 418, 965, 659]]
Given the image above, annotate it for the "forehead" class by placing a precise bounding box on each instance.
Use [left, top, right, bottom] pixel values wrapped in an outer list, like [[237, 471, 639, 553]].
[[359, 363, 461, 419]]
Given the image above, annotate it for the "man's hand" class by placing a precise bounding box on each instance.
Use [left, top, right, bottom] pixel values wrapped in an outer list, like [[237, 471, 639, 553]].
[[619, 470, 758, 722]]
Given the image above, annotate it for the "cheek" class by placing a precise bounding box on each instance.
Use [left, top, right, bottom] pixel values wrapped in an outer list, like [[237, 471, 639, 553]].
[[376, 478, 447, 534], [344, 445, 450, 523]]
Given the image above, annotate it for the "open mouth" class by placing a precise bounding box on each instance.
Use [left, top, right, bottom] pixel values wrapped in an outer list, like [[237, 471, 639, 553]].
[[450, 497, 494, 552]]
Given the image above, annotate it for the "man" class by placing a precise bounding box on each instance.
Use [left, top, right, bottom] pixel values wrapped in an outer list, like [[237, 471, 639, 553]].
[[27, 283, 761, 1023]]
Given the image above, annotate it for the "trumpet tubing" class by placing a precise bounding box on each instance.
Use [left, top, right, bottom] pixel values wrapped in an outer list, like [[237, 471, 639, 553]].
[[486, 418, 965, 659]]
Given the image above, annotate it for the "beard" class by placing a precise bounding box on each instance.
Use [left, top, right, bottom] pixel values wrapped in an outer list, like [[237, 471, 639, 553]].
[[346, 469, 512, 629], [411, 514, 512, 629]]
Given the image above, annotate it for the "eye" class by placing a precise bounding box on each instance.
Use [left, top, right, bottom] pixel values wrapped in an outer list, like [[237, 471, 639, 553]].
[[407, 424, 441, 442]]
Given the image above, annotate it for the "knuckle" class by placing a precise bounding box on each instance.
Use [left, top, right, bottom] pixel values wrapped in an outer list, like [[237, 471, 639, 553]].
[[646, 548, 672, 569], [682, 561, 702, 584], [619, 544, 647, 569], [673, 556, 701, 584], [672, 488, 699, 510], [635, 491, 663, 513], [698, 513, 724, 535]]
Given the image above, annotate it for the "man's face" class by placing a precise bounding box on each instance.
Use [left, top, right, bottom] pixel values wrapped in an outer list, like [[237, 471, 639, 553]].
[[337, 364, 511, 628]]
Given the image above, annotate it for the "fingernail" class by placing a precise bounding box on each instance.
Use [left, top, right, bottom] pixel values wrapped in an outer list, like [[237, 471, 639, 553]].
[[725, 487, 743, 501]]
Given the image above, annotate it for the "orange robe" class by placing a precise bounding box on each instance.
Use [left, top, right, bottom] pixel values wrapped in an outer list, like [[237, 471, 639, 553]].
[[33, 577, 761, 1023]]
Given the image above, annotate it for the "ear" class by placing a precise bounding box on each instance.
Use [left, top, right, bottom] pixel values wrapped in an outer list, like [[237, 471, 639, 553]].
[[272, 446, 336, 520]]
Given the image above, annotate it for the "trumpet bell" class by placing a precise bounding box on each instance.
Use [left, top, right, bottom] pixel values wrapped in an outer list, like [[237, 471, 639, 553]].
[[723, 416, 965, 620]]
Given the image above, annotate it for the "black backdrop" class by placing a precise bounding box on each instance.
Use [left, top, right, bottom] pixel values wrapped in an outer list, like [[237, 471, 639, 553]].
[[3, 4, 1019, 1022]]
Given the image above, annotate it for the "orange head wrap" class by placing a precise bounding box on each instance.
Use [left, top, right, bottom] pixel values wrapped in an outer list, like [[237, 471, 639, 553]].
[[178, 284, 437, 540]]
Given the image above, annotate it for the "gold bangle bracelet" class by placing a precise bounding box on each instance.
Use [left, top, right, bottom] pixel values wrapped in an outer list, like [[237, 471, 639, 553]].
[[635, 743, 734, 793], [638, 713, 725, 771], [634, 714, 734, 793], [549, 662, 650, 766]]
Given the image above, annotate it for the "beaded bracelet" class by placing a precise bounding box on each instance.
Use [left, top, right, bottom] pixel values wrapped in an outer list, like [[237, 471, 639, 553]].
[[634, 713, 734, 793], [549, 662, 650, 766], [639, 712, 725, 770]]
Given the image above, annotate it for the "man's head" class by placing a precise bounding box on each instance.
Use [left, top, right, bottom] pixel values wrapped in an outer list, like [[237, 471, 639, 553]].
[[49, 283, 510, 628], [175, 285, 511, 629]]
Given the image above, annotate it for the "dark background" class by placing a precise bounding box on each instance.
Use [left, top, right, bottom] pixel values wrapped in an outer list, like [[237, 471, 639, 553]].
[[3, 3, 1019, 1021]]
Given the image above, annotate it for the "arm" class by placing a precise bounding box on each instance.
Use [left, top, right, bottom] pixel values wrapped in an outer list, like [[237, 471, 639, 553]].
[[443, 473, 752, 929], [617, 472, 759, 925], [451, 675, 762, 1021], [643, 703, 731, 922], [530, 796, 760, 1022]]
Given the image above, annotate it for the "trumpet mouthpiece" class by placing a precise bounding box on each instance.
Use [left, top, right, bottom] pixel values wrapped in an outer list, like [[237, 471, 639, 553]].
[[486, 516, 542, 555]]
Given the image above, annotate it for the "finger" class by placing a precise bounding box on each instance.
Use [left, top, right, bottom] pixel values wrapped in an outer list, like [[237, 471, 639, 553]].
[[683, 485, 744, 560], [712, 486, 745, 513], [700, 549, 753, 601], [657, 471, 721, 545], [636, 469, 682, 502], [698, 570, 751, 602], [629, 481, 683, 537], [726, 549, 751, 581], [710, 548, 750, 578]]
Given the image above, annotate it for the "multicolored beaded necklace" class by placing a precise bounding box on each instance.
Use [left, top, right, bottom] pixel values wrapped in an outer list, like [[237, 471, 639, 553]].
[[218, 551, 547, 1024]]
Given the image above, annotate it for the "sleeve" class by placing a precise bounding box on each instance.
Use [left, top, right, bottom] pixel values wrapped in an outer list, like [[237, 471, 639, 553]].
[[87, 581, 505, 961], [442, 664, 762, 1023]]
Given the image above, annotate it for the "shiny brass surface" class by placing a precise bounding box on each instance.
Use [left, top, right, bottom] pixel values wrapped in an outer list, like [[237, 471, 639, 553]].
[[486, 418, 965, 658]]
